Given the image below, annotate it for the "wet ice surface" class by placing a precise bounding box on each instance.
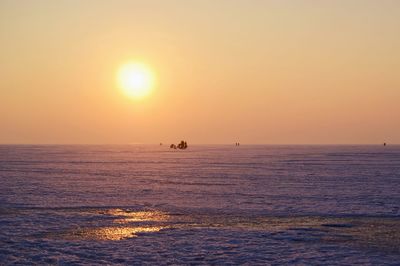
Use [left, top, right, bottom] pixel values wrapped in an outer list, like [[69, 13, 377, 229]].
[[1, 145, 400, 265]]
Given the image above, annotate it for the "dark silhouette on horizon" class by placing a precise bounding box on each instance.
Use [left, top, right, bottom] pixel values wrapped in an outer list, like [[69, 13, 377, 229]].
[[170, 140, 188, 150]]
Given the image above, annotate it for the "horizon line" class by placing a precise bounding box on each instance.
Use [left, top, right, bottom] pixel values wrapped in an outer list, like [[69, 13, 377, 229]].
[[0, 143, 397, 146]]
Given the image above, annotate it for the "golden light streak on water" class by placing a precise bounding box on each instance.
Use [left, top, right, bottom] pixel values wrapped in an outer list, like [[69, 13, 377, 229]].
[[67, 226, 168, 241], [104, 209, 169, 223]]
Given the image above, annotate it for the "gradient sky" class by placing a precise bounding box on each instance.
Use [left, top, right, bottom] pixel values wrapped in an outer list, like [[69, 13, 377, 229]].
[[1, 0, 399, 144]]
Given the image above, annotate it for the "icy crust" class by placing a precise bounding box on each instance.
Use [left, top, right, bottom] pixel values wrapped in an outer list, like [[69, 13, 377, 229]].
[[1, 207, 400, 265], [1, 145, 400, 264], [1, 145, 399, 216]]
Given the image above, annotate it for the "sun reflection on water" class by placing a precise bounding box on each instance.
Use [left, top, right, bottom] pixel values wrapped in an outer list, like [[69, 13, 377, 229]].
[[62, 209, 170, 241], [46, 208, 400, 251], [68, 226, 167, 241], [105, 209, 169, 223]]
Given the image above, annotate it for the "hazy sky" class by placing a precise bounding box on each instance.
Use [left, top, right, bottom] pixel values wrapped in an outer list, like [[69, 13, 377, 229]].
[[1, 0, 399, 144]]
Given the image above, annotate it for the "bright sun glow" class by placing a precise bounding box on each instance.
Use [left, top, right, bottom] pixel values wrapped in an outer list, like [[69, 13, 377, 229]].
[[117, 62, 155, 99]]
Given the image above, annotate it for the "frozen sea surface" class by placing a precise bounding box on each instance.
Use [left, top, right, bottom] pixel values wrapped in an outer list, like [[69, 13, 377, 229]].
[[1, 145, 400, 265]]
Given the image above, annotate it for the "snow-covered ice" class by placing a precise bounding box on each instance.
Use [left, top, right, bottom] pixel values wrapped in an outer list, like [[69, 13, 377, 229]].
[[1, 145, 400, 264]]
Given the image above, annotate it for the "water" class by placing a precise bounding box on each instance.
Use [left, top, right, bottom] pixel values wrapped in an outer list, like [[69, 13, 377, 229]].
[[1, 145, 400, 265]]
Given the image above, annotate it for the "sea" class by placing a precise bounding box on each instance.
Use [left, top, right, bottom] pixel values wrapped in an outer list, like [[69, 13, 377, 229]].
[[0, 145, 400, 265]]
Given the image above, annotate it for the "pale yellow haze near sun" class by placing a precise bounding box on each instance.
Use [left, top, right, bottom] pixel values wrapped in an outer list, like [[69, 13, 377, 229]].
[[0, 0, 400, 144], [117, 62, 155, 99]]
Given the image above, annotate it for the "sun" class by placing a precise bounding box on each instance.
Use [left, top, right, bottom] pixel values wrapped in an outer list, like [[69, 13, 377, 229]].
[[117, 62, 155, 99]]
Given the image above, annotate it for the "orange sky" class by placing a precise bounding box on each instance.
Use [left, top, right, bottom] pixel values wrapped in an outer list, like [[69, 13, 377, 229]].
[[1, 0, 399, 144]]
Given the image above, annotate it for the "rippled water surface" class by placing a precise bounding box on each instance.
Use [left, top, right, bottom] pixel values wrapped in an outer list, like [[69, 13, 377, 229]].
[[1, 145, 400, 265]]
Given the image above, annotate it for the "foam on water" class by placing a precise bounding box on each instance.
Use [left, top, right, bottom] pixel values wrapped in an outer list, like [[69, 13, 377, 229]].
[[1, 145, 400, 264]]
